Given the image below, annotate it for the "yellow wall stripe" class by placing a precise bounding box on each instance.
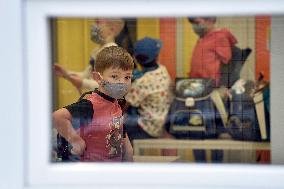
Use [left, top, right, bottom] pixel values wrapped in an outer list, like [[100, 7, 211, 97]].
[[56, 18, 98, 108], [182, 18, 198, 77], [137, 18, 160, 39]]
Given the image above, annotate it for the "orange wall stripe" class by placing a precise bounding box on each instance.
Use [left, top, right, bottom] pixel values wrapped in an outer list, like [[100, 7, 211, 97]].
[[159, 18, 176, 79], [255, 16, 271, 81], [255, 16, 271, 163], [256, 150, 271, 164]]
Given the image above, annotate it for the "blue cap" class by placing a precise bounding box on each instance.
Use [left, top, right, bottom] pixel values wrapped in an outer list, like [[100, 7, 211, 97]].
[[134, 37, 163, 65]]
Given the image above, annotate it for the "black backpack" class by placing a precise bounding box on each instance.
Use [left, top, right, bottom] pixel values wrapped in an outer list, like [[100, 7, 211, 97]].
[[219, 46, 252, 88]]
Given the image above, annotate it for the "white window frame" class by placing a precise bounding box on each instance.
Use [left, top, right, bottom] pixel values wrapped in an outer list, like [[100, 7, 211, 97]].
[[25, 0, 284, 188]]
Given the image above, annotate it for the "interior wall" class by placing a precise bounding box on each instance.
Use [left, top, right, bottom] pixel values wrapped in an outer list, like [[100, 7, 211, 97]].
[[55, 18, 98, 108], [160, 18, 176, 79], [256, 16, 271, 81], [137, 18, 160, 39], [176, 18, 198, 78]]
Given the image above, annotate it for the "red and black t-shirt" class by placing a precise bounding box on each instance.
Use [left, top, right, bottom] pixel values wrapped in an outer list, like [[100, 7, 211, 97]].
[[65, 89, 125, 162]]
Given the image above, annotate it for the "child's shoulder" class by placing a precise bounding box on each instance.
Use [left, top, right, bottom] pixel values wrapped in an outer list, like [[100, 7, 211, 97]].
[[78, 91, 96, 101], [64, 98, 94, 118]]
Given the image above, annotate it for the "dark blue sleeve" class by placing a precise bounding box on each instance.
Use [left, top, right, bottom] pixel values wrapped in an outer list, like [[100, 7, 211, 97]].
[[89, 56, 95, 71], [64, 99, 94, 129]]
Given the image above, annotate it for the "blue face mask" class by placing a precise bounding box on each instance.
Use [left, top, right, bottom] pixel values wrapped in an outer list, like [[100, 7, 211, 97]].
[[90, 25, 104, 44], [101, 80, 130, 99], [192, 23, 207, 37]]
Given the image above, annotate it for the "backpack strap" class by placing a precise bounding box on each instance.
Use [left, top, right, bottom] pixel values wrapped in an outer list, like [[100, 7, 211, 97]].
[[253, 86, 269, 140], [78, 90, 93, 101], [210, 88, 228, 128]]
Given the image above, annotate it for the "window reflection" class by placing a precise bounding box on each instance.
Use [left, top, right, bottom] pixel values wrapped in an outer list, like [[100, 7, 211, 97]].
[[51, 17, 270, 164]]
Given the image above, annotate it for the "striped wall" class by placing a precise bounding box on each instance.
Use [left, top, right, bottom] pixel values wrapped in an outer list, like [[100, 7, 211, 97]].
[[53, 17, 271, 105], [55, 18, 99, 108], [53, 16, 271, 162]]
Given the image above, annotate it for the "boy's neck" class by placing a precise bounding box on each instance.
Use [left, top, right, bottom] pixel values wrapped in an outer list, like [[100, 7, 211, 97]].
[[97, 86, 109, 96], [103, 36, 115, 44], [97, 37, 115, 46], [95, 87, 116, 102], [205, 25, 215, 35]]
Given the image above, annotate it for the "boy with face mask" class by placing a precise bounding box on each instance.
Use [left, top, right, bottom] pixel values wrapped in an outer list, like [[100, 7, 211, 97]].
[[53, 46, 134, 162], [188, 17, 237, 87]]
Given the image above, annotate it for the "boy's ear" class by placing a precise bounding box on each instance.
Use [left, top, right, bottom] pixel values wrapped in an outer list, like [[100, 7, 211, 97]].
[[93, 71, 102, 82]]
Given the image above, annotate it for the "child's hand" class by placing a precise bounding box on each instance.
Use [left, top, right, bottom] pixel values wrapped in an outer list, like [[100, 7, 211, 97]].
[[53, 64, 69, 79], [70, 136, 86, 155]]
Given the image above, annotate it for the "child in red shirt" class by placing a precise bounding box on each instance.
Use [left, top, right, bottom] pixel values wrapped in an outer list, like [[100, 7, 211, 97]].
[[188, 17, 237, 86], [53, 46, 134, 162]]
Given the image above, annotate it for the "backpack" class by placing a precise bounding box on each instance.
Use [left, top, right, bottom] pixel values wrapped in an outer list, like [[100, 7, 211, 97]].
[[166, 78, 223, 139], [219, 46, 252, 88], [226, 77, 270, 141]]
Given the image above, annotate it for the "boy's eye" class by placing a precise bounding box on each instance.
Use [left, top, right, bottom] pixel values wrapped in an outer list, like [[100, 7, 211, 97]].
[[125, 76, 131, 80], [111, 75, 118, 80]]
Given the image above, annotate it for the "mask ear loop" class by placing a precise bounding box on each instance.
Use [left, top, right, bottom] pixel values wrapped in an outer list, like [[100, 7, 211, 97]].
[[97, 72, 107, 89], [98, 72, 102, 77], [97, 72, 104, 82]]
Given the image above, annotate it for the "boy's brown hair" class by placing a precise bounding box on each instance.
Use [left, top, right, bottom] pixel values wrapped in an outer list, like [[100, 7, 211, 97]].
[[95, 46, 134, 73]]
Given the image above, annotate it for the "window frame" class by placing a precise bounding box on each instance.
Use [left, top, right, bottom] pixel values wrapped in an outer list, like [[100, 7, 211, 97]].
[[25, 0, 284, 188]]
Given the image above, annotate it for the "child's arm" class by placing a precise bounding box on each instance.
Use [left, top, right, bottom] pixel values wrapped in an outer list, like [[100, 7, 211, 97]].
[[122, 133, 133, 162], [53, 64, 83, 93], [53, 108, 86, 155]]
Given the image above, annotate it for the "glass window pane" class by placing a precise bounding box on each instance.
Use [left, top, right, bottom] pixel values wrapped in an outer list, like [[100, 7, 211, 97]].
[[51, 16, 271, 164]]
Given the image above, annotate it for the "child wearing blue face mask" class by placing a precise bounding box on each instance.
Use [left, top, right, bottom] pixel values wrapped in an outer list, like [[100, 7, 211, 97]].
[[53, 46, 134, 162], [187, 17, 237, 87]]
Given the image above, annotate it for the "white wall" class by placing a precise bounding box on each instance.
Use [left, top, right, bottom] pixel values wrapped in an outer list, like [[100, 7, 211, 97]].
[[271, 16, 284, 164], [1, 0, 284, 189], [0, 0, 24, 189]]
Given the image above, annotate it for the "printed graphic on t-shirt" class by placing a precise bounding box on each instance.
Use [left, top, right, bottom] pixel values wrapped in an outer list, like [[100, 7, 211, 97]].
[[106, 116, 124, 158]]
